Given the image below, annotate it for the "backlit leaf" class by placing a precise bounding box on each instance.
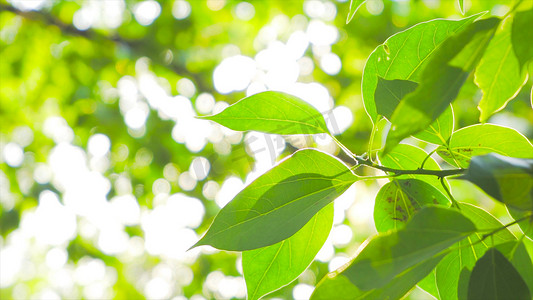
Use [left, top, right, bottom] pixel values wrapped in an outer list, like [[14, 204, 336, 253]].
[[508, 207, 533, 240], [495, 241, 533, 297], [369, 118, 390, 153], [374, 179, 450, 233], [385, 18, 500, 153], [459, 153, 533, 211], [341, 206, 476, 290], [459, 0, 465, 14], [243, 204, 333, 300], [467, 248, 531, 300], [435, 203, 516, 300], [412, 105, 454, 145], [199, 91, 329, 135], [437, 123, 533, 168], [511, 7, 533, 70], [346, 0, 367, 24], [374, 77, 454, 145], [311, 254, 444, 300], [192, 149, 357, 251], [475, 15, 528, 122], [362, 14, 482, 123], [374, 77, 418, 120], [417, 271, 440, 299]]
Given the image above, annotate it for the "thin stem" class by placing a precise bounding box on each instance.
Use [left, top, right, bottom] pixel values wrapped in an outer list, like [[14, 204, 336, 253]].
[[444, 142, 461, 167], [420, 148, 438, 169], [440, 177, 460, 208], [330, 134, 359, 163]]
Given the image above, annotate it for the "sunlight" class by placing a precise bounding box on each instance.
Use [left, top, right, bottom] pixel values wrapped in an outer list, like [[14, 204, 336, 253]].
[[134, 0, 162, 26], [172, 0, 192, 20]]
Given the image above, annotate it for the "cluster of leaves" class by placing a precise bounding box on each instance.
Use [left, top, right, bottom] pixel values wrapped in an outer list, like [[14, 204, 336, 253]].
[[193, 2, 533, 299]]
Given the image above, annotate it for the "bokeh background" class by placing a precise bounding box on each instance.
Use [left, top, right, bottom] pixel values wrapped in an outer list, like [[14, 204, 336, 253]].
[[1, 0, 532, 299]]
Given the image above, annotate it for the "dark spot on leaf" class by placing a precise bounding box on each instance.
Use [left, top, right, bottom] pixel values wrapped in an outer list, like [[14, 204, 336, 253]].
[[396, 205, 405, 214], [408, 197, 420, 209], [383, 44, 390, 55]]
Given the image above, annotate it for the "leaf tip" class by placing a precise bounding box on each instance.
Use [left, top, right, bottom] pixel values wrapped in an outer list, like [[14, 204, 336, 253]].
[[188, 239, 207, 251], [346, 14, 354, 25], [458, 0, 465, 14], [476, 110, 488, 124]]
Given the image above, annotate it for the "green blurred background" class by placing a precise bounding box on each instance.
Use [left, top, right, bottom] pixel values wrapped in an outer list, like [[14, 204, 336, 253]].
[[1, 0, 532, 299]]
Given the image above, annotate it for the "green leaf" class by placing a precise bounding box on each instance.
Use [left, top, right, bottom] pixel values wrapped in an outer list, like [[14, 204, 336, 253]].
[[459, 0, 465, 14], [435, 203, 516, 300], [417, 271, 440, 299], [475, 15, 528, 122], [311, 273, 360, 300], [437, 123, 533, 168], [243, 204, 333, 300], [412, 105, 454, 145], [374, 77, 454, 145], [192, 149, 357, 251], [374, 179, 450, 233], [311, 254, 445, 300], [467, 248, 531, 300], [199, 91, 329, 135], [495, 241, 533, 297], [379, 144, 446, 194], [459, 153, 533, 211], [369, 118, 389, 153], [374, 77, 418, 120], [346, 0, 367, 24], [385, 17, 500, 153], [508, 207, 533, 240], [362, 14, 482, 123], [512, 7, 533, 70], [341, 206, 476, 290]]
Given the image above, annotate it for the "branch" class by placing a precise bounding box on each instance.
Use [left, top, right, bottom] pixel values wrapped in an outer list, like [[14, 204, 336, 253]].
[[0, 3, 214, 94], [356, 156, 466, 178], [330, 134, 465, 178]]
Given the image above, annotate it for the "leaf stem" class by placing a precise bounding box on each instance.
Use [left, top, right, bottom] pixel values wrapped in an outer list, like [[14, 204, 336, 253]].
[[330, 134, 359, 164], [440, 177, 460, 209], [420, 148, 438, 170]]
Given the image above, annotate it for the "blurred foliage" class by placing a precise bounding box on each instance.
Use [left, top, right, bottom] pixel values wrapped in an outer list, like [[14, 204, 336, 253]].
[[0, 0, 532, 299]]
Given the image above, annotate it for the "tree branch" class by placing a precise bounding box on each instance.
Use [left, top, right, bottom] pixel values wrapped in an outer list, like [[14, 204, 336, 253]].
[[0, 3, 214, 94], [356, 156, 466, 178]]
